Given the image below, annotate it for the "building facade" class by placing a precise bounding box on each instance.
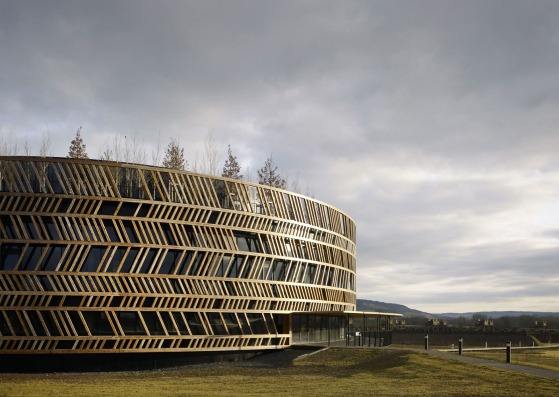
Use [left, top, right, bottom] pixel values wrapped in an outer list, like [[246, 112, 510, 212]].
[[0, 156, 361, 368]]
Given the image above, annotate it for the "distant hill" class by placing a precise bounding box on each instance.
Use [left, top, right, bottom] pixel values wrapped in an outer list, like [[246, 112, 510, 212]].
[[437, 311, 559, 319], [356, 299, 559, 319], [356, 299, 430, 317]]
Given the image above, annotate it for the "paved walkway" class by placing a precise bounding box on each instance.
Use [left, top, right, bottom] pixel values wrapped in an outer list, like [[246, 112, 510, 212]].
[[404, 347, 559, 381], [290, 344, 559, 381], [229, 345, 559, 381]]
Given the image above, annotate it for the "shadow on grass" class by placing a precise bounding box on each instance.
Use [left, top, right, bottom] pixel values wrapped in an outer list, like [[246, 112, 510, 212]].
[[291, 347, 413, 378]]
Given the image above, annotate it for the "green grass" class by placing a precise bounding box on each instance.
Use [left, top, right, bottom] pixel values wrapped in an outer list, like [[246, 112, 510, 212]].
[[1, 348, 558, 397]]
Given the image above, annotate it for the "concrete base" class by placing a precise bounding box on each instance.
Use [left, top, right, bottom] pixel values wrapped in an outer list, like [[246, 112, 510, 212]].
[[0, 350, 262, 373]]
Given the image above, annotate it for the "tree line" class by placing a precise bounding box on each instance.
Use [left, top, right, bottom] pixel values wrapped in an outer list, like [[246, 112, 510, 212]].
[[2, 127, 306, 192], [403, 314, 559, 330], [71, 128, 289, 189]]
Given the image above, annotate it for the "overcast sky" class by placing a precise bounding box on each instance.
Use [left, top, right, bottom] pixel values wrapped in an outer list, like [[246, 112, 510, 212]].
[[1, 0, 558, 313]]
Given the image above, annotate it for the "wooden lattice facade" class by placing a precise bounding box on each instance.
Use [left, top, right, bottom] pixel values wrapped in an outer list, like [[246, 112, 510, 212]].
[[0, 156, 356, 358]]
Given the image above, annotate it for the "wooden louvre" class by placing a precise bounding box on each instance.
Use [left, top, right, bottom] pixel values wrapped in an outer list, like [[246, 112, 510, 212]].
[[0, 156, 356, 354]]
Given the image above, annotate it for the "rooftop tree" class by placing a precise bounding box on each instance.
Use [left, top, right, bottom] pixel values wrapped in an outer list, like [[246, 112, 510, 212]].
[[257, 154, 286, 189], [221, 145, 243, 180], [162, 137, 187, 170], [68, 127, 88, 159]]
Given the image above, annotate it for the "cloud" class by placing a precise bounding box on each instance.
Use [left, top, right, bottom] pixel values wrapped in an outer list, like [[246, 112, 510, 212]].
[[1, 0, 558, 312]]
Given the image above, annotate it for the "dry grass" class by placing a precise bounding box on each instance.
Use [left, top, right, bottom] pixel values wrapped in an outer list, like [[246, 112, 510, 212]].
[[1, 348, 558, 397], [465, 347, 559, 372]]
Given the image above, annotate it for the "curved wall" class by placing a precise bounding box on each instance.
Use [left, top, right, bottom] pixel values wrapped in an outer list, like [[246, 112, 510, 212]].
[[0, 157, 356, 355]]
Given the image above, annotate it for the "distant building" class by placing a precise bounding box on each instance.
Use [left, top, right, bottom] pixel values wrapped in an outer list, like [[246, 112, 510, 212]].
[[426, 319, 447, 326], [0, 156, 397, 371], [475, 319, 494, 327]]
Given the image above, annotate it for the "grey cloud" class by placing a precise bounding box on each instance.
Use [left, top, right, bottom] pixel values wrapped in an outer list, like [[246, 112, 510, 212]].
[[2, 0, 559, 312]]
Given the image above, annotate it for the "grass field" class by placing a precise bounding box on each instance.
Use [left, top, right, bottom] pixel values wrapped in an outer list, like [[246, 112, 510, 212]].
[[1, 348, 558, 397], [465, 347, 559, 372]]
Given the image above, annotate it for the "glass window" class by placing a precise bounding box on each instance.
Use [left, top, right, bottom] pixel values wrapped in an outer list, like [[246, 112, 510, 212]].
[[160, 312, 179, 335], [122, 220, 138, 243], [223, 313, 241, 335], [158, 250, 180, 274], [39, 311, 60, 336], [20, 244, 44, 271], [117, 311, 146, 335], [185, 312, 205, 335], [81, 246, 103, 272], [116, 247, 137, 273], [234, 232, 261, 253], [247, 314, 267, 334], [272, 260, 286, 281], [68, 311, 88, 336], [82, 311, 114, 336], [102, 219, 119, 242], [171, 312, 189, 334], [0, 244, 22, 270], [207, 313, 227, 335], [99, 201, 118, 215], [141, 312, 165, 335], [237, 314, 251, 334], [216, 255, 230, 277], [261, 259, 271, 280]]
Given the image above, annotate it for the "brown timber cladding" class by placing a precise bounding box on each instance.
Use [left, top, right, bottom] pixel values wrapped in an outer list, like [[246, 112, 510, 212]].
[[0, 157, 356, 354]]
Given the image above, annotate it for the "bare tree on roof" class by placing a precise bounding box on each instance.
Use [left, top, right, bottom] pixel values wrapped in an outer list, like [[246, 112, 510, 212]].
[[99, 134, 146, 164], [0, 129, 18, 155], [39, 132, 52, 157], [151, 131, 162, 167], [202, 131, 220, 176]]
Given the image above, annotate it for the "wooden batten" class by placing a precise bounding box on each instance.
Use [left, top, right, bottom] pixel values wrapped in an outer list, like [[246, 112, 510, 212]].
[[0, 156, 356, 355]]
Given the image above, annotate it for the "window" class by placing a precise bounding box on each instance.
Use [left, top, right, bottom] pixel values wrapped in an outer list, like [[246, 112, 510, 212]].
[[207, 313, 227, 335], [215, 255, 230, 277], [102, 219, 119, 242], [20, 244, 44, 271], [0, 244, 22, 270], [117, 311, 146, 335], [271, 260, 286, 281], [115, 247, 137, 273], [261, 259, 271, 280], [99, 201, 118, 215], [234, 232, 261, 253], [0, 215, 16, 239], [247, 314, 267, 334], [185, 312, 205, 335], [142, 312, 165, 335], [122, 220, 138, 243], [223, 313, 241, 335], [158, 250, 180, 274], [81, 246, 104, 272]]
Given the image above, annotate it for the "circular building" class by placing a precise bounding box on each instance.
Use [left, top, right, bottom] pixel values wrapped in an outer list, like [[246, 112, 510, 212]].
[[0, 156, 362, 370]]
